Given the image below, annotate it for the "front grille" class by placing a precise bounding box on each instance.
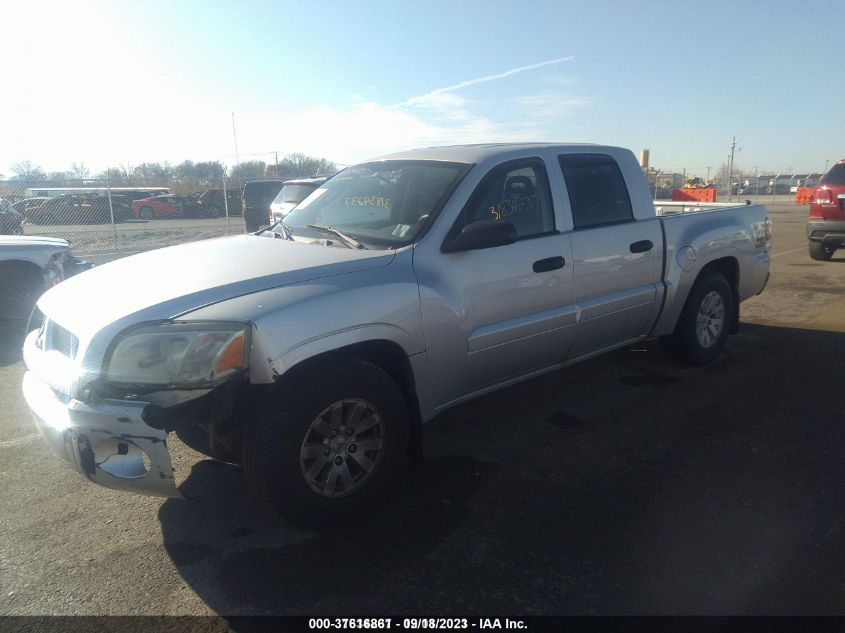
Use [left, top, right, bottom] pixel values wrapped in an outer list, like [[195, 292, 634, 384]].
[[43, 320, 79, 359]]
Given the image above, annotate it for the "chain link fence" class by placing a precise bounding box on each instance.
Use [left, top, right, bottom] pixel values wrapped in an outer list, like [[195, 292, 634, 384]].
[[642, 167, 825, 204], [0, 175, 288, 255], [0, 163, 826, 256]]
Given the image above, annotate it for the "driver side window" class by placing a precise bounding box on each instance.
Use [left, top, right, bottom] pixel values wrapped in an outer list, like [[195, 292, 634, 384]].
[[456, 158, 555, 240]]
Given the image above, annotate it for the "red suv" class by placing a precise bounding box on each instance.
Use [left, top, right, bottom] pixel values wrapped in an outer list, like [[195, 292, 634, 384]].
[[808, 160, 845, 260]]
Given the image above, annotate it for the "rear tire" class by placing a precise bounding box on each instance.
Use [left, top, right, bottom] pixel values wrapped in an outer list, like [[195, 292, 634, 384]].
[[139, 206, 155, 220], [809, 241, 835, 261], [242, 356, 409, 527], [668, 270, 733, 366]]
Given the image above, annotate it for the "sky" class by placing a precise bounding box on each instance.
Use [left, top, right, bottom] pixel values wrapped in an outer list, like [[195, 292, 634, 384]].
[[1, 0, 843, 178]]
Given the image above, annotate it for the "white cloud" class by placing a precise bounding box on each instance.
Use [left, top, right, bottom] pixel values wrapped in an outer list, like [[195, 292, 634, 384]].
[[0, 44, 588, 173], [402, 56, 576, 107]]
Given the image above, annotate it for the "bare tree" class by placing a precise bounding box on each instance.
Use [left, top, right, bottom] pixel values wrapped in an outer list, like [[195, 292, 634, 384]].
[[132, 162, 174, 180], [96, 166, 131, 183], [70, 162, 90, 179], [230, 160, 266, 181], [274, 153, 336, 178], [10, 161, 46, 180]]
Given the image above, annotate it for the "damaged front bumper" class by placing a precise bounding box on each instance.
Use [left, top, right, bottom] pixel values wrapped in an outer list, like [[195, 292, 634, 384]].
[[22, 370, 179, 498]]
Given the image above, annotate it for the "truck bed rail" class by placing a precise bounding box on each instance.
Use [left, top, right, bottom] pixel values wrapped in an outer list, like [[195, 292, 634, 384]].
[[655, 201, 753, 216]]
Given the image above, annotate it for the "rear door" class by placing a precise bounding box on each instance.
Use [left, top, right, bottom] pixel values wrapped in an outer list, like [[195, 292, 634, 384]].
[[557, 154, 662, 356]]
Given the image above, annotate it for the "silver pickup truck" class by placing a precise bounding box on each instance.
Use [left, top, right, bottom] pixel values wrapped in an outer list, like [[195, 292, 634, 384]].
[[21, 144, 771, 525]]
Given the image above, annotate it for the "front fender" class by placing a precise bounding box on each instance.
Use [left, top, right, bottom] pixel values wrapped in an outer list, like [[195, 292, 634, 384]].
[[272, 323, 418, 379]]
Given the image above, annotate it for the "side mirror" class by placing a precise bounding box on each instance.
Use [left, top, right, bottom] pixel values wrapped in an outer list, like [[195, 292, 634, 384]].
[[442, 219, 517, 253]]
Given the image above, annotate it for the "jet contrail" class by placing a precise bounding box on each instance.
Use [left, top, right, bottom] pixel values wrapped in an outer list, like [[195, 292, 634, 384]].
[[403, 56, 575, 105]]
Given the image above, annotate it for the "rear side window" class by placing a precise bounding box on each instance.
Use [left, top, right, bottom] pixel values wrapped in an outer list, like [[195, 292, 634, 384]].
[[244, 181, 284, 203], [820, 164, 845, 186], [559, 155, 634, 229], [274, 184, 317, 204]]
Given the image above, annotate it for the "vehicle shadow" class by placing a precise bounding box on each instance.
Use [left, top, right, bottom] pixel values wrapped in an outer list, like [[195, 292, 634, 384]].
[[154, 323, 844, 615], [0, 325, 25, 368]]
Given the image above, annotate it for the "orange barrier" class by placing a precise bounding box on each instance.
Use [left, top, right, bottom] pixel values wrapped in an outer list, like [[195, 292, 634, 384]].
[[671, 188, 717, 203], [794, 187, 813, 204]]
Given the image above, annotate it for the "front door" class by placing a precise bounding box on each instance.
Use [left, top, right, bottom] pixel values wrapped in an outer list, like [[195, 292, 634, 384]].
[[415, 157, 577, 408]]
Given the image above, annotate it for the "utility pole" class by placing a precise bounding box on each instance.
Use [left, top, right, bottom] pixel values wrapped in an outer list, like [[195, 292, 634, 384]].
[[706, 166, 711, 181], [727, 136, 738, 202], [274, 151, 279, 176], [231, 112, 240, 167]]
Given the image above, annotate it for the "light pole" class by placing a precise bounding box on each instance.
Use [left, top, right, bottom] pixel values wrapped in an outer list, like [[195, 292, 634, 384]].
[[231, 113, 240, 167]]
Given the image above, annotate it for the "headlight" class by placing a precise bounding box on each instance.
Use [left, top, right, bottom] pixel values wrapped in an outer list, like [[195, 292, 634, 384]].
[[105, 322, 248, 387]]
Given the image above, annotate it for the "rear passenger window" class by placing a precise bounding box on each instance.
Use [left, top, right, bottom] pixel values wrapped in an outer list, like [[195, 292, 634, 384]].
[[456, 159, 555, 240], [559, 155, 634, 229]]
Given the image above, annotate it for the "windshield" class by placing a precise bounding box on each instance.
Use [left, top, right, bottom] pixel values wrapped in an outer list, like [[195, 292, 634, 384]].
[[276, 160, 470, 250], [273, 184, 318, 204]]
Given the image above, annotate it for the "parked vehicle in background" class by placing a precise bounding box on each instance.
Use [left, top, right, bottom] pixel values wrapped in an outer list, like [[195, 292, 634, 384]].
[[0, 236, 91, 349], [242, 180, 284, 232], [807, 159, 845, 260], [269, 176, 330, 225], [14, 197, 50, 219], [24, 187, 168, 199], [26, 194, 131, 225], [193, 189, 242, 218], [0, 199, 24, 235], [131, 195, 184, 220], [20, 143, 771, 526]]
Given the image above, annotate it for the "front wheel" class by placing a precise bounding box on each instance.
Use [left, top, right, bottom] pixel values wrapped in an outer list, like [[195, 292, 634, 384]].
[[809, 241, 835, 261], [668, 271, 733, 366], [139, 206, 155, 220], [242, 357, 409, 527]]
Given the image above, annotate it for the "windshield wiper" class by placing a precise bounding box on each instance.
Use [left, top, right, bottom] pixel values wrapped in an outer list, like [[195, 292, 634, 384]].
[[259, 220, 294, 240], [305, 224, 367, 250]]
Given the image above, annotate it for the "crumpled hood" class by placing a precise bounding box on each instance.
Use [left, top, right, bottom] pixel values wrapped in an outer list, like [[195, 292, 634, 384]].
[[0, 235, 71, 268], [38, 234, 394, 339]]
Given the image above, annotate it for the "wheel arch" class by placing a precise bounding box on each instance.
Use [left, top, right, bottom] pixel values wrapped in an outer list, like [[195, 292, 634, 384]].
[[0, 259, 45, 284], [654, 254, 741, 338], [272, 338, 424, 459]]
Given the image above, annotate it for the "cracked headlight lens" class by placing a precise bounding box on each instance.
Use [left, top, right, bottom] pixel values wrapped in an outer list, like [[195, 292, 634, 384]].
[[105, 322, 247, 387]]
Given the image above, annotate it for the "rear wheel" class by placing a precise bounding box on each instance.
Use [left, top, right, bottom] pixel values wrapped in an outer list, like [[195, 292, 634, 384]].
[[242, 357, 409, 527], [668, 271, 733, 366], [139, 206, 155, 220], [809, 241, 835, 261]]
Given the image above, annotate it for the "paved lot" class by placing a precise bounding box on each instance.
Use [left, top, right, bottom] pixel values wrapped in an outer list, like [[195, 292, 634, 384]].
[[2, 201, 845, 615], [22, 216, 249, 257]]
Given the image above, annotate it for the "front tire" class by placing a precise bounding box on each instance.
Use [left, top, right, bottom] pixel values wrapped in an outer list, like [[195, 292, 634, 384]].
[[809, 241, 835, 261], [242, 357, 409, 527], [669, 271, 733, 366], [139, 206, 155, 220]]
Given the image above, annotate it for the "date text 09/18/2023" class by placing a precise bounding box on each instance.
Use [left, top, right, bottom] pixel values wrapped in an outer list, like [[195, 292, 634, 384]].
[[307, 618, 527, 630]]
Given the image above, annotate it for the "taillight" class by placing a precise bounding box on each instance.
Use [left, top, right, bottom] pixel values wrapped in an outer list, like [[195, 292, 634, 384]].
[[813, 188, 833, 204], [758, 217, 774, 252]]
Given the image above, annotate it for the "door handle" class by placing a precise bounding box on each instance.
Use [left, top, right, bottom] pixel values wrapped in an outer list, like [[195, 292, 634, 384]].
[[629, 240, 654, 253], [533, 256, 565, 273]]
